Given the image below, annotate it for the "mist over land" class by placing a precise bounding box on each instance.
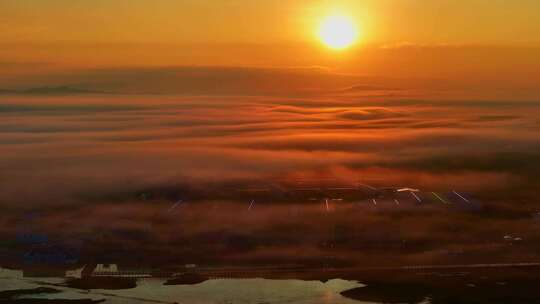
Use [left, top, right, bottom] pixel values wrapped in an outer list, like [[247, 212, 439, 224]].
[[1, 71, 539, 269]]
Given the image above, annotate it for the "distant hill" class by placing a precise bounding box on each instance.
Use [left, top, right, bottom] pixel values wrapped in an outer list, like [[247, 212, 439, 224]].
[[0, 86, 108, 95], [0, 89, 17, 94]]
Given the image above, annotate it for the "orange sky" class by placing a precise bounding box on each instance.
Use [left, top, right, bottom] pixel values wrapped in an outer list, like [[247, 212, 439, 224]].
[[1, 0, 539, 99], [2, 0, 539, 45]]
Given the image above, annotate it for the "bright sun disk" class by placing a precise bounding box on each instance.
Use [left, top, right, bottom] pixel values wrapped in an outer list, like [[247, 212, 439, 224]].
[[318, 15, 358, 50]]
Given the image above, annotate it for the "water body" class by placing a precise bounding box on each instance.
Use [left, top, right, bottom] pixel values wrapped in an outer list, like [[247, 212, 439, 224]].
[[0, 268, 368, 304]]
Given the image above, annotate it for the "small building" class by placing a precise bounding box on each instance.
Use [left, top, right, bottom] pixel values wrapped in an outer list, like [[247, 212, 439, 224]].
[[94, 264, 119, 274], [87, 264, 152, 278], [65, 266, 85, 279]]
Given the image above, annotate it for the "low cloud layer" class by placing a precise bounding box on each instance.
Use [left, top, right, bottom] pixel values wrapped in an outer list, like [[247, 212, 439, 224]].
[[1, 94, 539, 268], [1, 95, 539, 207]]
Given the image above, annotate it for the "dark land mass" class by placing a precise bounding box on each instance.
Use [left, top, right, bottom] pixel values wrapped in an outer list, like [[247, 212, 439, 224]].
[[0, 287, 61, 299], [66, 277, 136, 290], [0, 299, 104, 304], [0, 287, 104, 304], [0, 86, 109, 95], [341, 283, 426, 303], [340, 268, 540, 304], [164, 273, 209, 285]]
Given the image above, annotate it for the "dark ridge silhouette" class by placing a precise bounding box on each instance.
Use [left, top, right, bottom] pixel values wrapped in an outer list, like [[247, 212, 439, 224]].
[[0, 86, 109, 95]]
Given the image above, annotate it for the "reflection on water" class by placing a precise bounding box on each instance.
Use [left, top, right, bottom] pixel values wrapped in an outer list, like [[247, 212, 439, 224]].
[[0, 268, 367, 304]]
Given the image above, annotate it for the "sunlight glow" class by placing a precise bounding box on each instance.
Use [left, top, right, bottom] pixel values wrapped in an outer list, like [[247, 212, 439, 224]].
[[318, 15, 358, 50]]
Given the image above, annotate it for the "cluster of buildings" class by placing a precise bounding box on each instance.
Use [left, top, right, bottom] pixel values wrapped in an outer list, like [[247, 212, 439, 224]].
[[63, 264, 197, 279]]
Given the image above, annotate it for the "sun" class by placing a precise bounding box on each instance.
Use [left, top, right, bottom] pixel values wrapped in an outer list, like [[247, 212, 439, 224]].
[[318, 15, 358, 50]]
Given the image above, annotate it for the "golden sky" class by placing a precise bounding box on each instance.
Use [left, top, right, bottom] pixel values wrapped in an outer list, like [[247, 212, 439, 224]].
[[1, 0, 539, 99], [2, 0, 539, 45]]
